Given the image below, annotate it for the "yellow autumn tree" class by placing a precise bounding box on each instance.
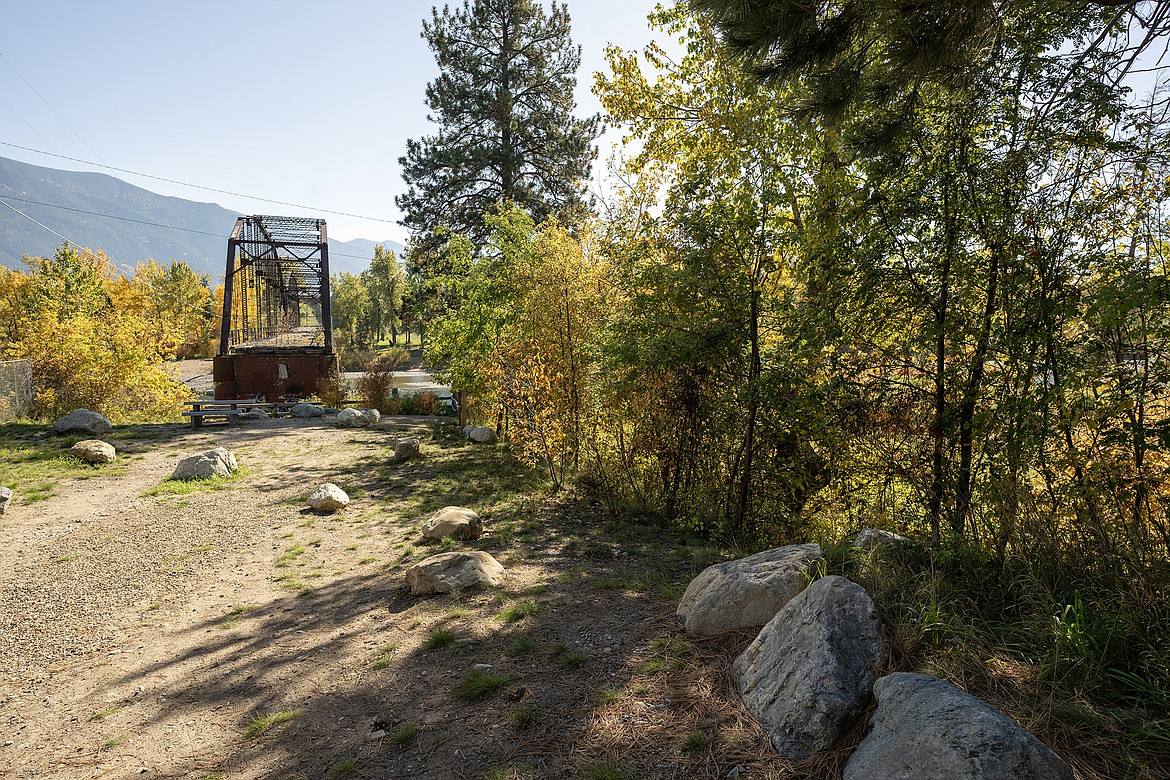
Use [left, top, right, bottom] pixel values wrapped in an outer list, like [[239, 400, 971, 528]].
[[1, 244, 190, 421]]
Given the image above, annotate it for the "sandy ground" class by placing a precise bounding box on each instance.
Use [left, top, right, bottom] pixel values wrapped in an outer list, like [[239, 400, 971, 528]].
[[1, 416, 756, 780]]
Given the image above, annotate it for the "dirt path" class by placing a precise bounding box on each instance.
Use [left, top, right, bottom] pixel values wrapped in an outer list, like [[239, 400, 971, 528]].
[[2, 417, 764, 780]]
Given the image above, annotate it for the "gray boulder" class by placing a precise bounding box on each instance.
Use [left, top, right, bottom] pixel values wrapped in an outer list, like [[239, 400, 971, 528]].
[[844, 673, 1073, 780], [421, 506, 483, 540], [853, 528, 913, 551], [468, 426, 498, 444], [462, 425, 474, 437], [69, 439, 116, 464], [291, 403, 326, 418], [0, 486, 12, 515], [394, 437, 421, 462], [405, 551, 505, 595], [308, 483, 349, 513], [337, 407, 381, 428], [172, 447, 238, 480], [677, 543, 823, 635], [239, 408, 269, 420], [734, 575, 889, 761], [52, 408, 112, 436]]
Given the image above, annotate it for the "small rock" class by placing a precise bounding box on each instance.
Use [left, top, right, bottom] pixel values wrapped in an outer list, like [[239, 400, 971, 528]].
[[337, 407, 381, 428], [368, 730, 387, 741], [394, 437, 421, 462], [3, 739, 13, 746], [421, 506, 483, 540], [308, 483, 350, 513], [853, 528, 914, 550], [677, 543, 823, 635], [69, 439, 116, 464], [405, 551, 506, 595], [171, 447, 238, 480], [726, 767, 746, 779], [52, 408, 112, 436], [472, 663, 493, 671], [0, 486, 12, 516], [468, 426, 498, 444]]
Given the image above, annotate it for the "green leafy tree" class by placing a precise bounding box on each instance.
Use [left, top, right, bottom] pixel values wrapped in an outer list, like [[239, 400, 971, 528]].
[[362, 244, 406, 344], [397, 0, 600, 251]]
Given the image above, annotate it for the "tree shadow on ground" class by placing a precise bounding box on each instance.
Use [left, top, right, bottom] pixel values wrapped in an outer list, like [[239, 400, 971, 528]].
[[101, 430, 811, 780]]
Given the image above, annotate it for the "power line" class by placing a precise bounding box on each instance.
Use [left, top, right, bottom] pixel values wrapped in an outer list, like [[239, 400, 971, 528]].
[[0, 194, 380, 262], [0, 49, 109, 167], [1, 140, 398, 224]]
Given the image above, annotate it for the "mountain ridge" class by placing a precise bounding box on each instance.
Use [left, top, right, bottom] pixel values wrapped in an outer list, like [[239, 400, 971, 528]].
[[0, 156, 403, 279]]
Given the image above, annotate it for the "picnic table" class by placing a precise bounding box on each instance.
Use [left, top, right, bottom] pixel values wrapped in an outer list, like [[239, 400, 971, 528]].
[[182, 399, 280, 427]]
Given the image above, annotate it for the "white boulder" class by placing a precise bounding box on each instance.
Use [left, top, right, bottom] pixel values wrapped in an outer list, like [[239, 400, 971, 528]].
[[677, 543, 823, 635], [844, 673, 1073, 780], [421, 506, 483, 540], [291, 403, 326, 418], [394, 437, 421, 462], [337, 407, 381, 428], [468, 426, 498, 444], [308, 483, 350, 513], [0, 486, 12, 515], [172, 447, 238, 480], [734, 575, 889, 760], [405, 551, 505, 595], [69, 439, 116, 464], [853, 528, 913, 550], [53, 408, 112, 436]]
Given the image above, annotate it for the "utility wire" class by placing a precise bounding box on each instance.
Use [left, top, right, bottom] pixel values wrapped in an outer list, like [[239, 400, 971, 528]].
[[0, 50, 109, 166], [0, 102, 82, 172], [1, 141, 398, 224], [0, 194, 381, 262]]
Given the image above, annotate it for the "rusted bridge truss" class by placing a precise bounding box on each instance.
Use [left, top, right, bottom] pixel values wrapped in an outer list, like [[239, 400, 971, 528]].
[[214, 215, 338, 401]]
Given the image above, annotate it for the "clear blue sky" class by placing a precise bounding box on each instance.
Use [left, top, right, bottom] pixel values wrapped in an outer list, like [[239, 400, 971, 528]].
[[0, 1, 669, 244]]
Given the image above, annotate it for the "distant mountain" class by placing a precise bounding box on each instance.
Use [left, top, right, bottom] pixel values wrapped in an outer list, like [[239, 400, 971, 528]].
[[0, 156, 403, 279]]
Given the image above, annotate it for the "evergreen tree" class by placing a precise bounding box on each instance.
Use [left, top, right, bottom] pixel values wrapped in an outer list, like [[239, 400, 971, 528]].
[[397, 0, 599, 251]]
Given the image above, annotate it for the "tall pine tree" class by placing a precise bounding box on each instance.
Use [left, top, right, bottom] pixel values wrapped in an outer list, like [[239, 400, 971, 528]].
[[398, 0, 599, 252]]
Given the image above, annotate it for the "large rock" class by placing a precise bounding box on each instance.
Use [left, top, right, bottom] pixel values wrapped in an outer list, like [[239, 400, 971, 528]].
[[421, 506, 483, 540], [467, 426, 498, 444], [677, 543, 823, 635], [405, 551, 505, 595], [52, 409, 112, 436], [336, 407, 381, 428], [0, 486, 12, 515], [291, 403, 326, 418], [239, 408, 269, 420], [844, 673, 1073, 780], [734, 575, 889, 761], [308, 483, 349, 513], [172, 447, 239, 480], [394, 437, 421, 462], [853, 528, 913, 550], [69, 439, 116, 464]]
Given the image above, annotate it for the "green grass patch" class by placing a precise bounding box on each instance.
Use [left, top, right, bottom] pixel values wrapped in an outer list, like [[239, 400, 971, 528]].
[[275, 544, 305, 567], [219, 604, 257, 629], [100, 732, 131, 750], [88, 705, 121, 722], [372, 645, 398, 669], [327, 757, 358, 778], [505, 635, 537, 657], [386, 722, 419, 747], [143, 466, 249, 496], [454, 669, 518, 702], [244, 709, 302, 738], [422, 626, 458, 651], [496, 599, 538, 623]]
